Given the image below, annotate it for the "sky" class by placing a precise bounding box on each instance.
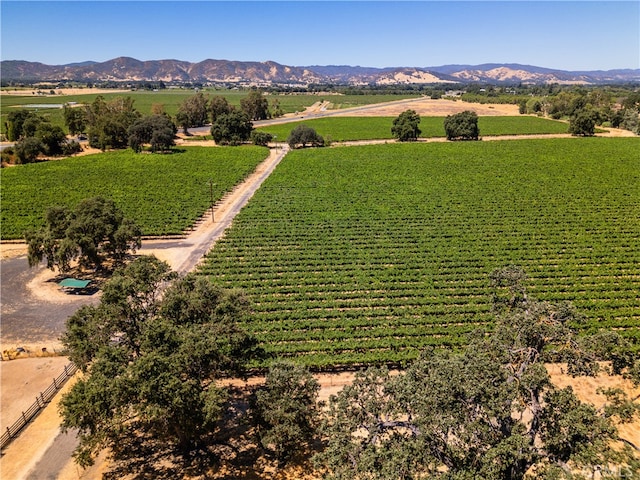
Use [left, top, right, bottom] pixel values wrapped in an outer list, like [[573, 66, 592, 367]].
[[1, 1, 638, 71]]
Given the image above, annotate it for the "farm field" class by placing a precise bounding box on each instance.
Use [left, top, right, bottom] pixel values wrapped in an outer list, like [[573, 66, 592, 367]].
[[0, 90, 420, 135], [0, 146, 268, 238], [197, 138, 640, 368], [258, 116, 569, 142]]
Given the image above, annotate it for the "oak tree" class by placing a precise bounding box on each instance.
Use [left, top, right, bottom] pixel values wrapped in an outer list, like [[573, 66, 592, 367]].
[[241, 90, 270, 121], [287, 125, 324, 148], [127, 114, 176, 153], [251, 362, 320, 464], [211, 110, 253, 145], [391, 109, 421, 141], [317, 267, 639, 479], [60, 257, 261, 467], [25, 196, 141, 272], [444, 110, 480, 141], [176, 92, 209, 134]]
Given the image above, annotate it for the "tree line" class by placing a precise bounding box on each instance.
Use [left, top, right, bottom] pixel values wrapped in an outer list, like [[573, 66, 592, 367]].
[[2, 89, 284, 163]]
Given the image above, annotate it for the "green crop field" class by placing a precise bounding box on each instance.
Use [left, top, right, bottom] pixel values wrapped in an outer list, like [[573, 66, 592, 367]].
[[197, 138, 640, 368], [0, 146, 268, 238], [258, 116, 568, 142]]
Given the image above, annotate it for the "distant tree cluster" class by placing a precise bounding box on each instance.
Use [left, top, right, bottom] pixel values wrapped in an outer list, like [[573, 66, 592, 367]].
[[517, 88, 640, 136], [3, 110, 80, 163]]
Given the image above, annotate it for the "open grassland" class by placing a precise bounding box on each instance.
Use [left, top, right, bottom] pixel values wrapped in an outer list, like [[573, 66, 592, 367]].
[[0, 146, 268, 238], [259, 116, 568, 142], [197, 138, 640, 368]]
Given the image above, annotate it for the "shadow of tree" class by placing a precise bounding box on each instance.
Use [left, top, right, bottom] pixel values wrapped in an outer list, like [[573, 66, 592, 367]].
[[98, 387, 320, 479]]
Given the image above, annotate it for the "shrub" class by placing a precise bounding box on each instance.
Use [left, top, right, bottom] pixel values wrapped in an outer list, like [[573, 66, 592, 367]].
[[251, 130, 273, 147]]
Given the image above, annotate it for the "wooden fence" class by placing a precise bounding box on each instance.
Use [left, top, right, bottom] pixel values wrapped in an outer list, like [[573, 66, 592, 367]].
[[1, 362, 78, 450]]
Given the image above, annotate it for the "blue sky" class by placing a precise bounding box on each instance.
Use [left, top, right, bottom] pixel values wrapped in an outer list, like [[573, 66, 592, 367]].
[[1, 1, 638, 71]]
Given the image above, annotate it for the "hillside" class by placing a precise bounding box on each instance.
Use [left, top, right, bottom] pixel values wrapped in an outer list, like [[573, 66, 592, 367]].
[[2, 57, 639, 85]]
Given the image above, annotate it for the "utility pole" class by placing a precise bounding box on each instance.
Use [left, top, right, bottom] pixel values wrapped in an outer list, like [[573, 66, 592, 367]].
[[208, 179, 215, 222]]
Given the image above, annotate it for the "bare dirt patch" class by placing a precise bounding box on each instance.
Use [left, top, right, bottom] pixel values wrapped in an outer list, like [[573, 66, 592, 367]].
[[330, 97, 520, 117], [0, 355, 70, 431]]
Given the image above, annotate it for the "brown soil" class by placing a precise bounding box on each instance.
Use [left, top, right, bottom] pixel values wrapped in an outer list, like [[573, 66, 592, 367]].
[[331, 97, 520, 116]]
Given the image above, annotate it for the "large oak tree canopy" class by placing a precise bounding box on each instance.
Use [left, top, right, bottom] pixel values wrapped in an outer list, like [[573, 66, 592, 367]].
[[25, 196, 142, 272]]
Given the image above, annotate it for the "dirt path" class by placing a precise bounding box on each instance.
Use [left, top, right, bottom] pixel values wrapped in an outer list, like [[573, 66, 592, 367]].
[[139, 143, 289, 274]]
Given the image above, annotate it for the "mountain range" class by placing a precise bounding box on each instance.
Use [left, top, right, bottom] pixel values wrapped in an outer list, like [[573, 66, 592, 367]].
[[2, 57, 639, 85]]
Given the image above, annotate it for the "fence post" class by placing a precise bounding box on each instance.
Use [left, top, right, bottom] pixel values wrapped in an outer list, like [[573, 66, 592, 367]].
[[53, 376, 58, 389]]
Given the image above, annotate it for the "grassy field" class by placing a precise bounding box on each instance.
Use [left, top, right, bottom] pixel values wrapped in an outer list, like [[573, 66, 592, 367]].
[[0, 146, 268, 238], [258, 116, 569, 142], [196, 138, 640, 367]]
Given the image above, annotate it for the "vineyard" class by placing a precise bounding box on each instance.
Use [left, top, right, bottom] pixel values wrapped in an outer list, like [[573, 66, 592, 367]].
[[197, 138, 640, 368], [0, 146, 268, 238], [257, 116, 568, 142]]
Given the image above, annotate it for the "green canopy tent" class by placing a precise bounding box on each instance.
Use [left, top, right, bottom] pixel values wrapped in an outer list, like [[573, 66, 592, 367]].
[[58, 278, 92, 293]]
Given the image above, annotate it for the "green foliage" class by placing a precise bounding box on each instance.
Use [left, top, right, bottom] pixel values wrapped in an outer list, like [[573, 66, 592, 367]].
[[4, 109, 36, 141], [251, 362, 320, 464], [316, 271, 640, 479], [127, 114, 176, 152], [287, 124, 324, 148], [391, 109, 421, 142], [63, 105, 87, 135], [198, 139, 640, 367], [25, 196, 142, 272], [86, 96, 141, 150], [211, 110, 253, 145], [34, 122, 67, 156], [444, 110, 480, 140], [13, 136, 43, 163], [209, 95, 233, 123], [59, 257, 260, 466], [1, 146, 268, 238], [569, 109, 597, 136], [251, 130, 273, 146], [175, 92, 209, 133], [241, 90, 270, 121]]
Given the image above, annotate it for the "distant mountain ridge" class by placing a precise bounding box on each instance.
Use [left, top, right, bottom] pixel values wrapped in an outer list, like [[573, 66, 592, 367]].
[[2, 57, 639, 85]]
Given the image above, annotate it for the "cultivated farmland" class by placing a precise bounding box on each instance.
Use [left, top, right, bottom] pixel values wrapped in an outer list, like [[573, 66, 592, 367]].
[[197, 138, 640, 368], [0, 146, 268, 238], [257, 116, 568, 142]]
